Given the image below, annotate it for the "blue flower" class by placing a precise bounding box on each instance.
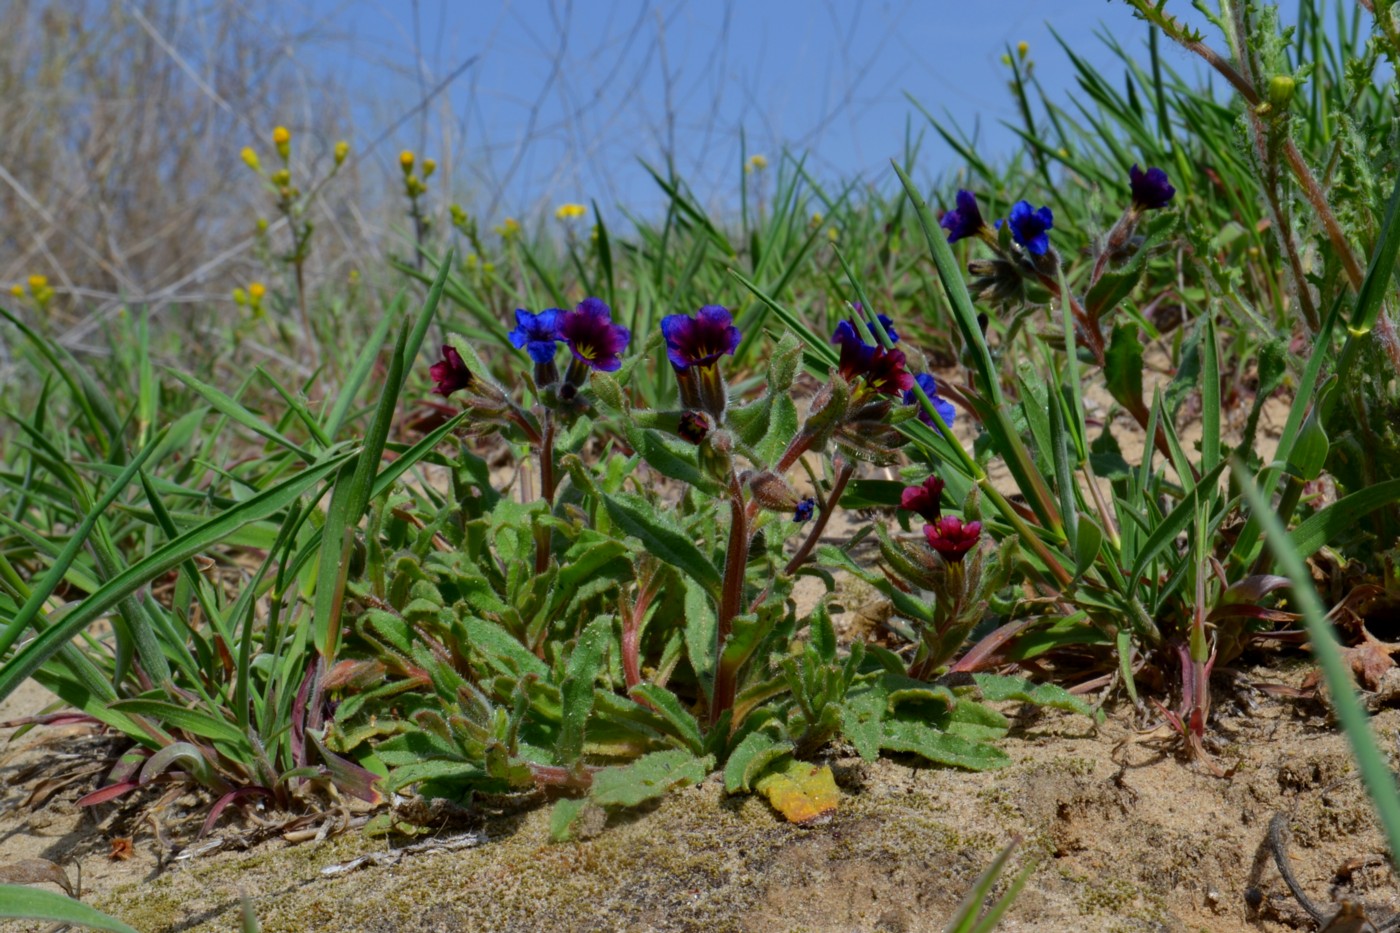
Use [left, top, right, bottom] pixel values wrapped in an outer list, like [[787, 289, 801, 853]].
[[1004, 200, 1054, 256], [793, 497, 816, 523], [838, 307, 899, 345], [508, 308, 562, 364], [940, 190, 987, 243], [903, 373, 956, 432]]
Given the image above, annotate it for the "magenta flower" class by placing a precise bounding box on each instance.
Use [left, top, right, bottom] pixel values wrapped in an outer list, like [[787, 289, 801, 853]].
[[923, 516, 982, 562], [940, 190, 987, 243], [429, 345, 474, 397], [1129, 164, 1175, 212], [899, 475, 945, 523], [661, 305, 741, 369], [557, 298, 630, 372], [678, 410, 713, 444]]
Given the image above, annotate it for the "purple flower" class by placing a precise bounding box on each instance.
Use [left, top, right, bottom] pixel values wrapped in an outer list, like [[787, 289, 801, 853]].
[[923, 516, 982, 562], [903, 373, 956, 432], [508, 309, 562, 364], [834, 313, 898, 346], [940, 190, 987, 243], [557, 297, 630, 372], [660, 305, 741, 369], [1129, 164, 1175, 212], [793, 497, 816, 523], [429, 345, 474, 397], [900, 475, 944, 524], [1004, 201, 1054, 256], [833, 321, 914, 397]]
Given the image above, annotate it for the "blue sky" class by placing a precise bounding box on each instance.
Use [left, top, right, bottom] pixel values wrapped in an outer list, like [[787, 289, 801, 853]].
[[292, 1, 1214, 220]]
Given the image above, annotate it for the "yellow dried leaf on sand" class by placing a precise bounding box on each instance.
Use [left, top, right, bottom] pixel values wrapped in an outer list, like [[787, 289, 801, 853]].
[[754, 759, 839, 824]]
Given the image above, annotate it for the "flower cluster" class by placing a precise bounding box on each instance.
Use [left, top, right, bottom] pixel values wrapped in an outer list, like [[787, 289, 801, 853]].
[[899, 474, 981, 562], [831, 320, 913, 398]]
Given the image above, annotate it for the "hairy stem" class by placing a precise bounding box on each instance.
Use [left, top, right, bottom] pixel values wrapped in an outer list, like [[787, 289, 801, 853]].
[[711, 473, 749, 726]]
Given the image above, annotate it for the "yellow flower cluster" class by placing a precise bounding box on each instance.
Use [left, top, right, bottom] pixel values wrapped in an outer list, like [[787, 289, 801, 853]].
[[496, 217, 522, 240], [12, 274, 53, 309], [555, 203, 587, 220], [745, 154, 768, 174], [232, 281, 268, 319]]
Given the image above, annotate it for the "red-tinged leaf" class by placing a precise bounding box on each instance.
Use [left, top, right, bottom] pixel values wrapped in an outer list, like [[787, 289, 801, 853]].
[[200, 787, 274, 838], [77, 781, 141, 807], [323, 659, 387, 691]]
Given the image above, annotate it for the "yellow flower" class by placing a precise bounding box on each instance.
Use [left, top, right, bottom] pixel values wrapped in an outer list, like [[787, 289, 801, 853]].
[[241, 147, 261, 172], [555, 203, 587, 220], [746, 154, 768, 174], [271, 169, 291, 187], [826, 226, 838, 242], [334, 140, 349, 165], [465, 253, 479, 270], [273, 126, 291, 161], [422, 158, 437, 179], [809, 212, 823, 228], [399, 150, 415, 174], [1017, 41, 1029, 59], [9, 284, 23, 298], [27, 274, 48, 290], [248, 282, 266, 300], [256, 218, 269, 233]]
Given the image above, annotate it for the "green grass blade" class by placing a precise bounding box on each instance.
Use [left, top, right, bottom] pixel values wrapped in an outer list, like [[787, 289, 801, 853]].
[[0, 885, 138, 933]]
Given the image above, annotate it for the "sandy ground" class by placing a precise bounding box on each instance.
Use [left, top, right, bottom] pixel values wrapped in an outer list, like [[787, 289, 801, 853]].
[[4, 663, 1400, 933]]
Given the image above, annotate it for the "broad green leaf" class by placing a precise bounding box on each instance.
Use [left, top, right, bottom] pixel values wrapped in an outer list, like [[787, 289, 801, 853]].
[[839, 683, 888, 762], [880, 719, 1011, 770], [629, 684, 704, 754], [723, 730, 794, 794], [972, 674, 1096, 719], [601, 493, 722, 599], [556, 616, 613, 764], [589, 749, 714, 808]]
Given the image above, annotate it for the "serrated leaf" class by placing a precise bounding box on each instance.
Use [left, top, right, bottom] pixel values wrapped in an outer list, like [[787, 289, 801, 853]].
[[754, 758, 840, 824], [588, 749, 714, 808]]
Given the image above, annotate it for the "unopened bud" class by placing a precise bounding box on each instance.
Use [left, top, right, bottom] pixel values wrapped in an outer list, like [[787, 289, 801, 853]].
[[334, 140, 349, 165], [1268, 75, 1295, 109], [747, 470, 800, 512]]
